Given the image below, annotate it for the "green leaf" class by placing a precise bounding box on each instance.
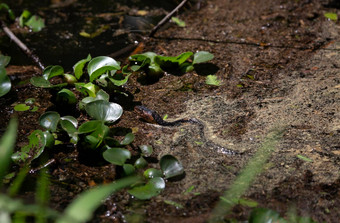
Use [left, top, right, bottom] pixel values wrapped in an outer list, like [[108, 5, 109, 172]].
[[139, 145, 153, 157], [57, 89, 77, 104], [56, 176, 142, 223], [102, 147, 131, 166], [108, 72, 131, 86], [73, 54, 91, 79], [143, 168, 163, 179], [63, 73, 77, 85], [78, 120, 103, 134], [171, 17, 186, 27], [123, 164, 135, 176], [30, 76, 67, 89], [249, 208, 287, 223], [25, 15, 45, 32], [128, 177, 165, 200], [238, 198, 258, 208], [42, 131, 55, 148], [193, 51, 214, 64], [156, 52, 193, 65], [206, 75, 221, 86], [74, 82, 99, 97], [296, 154, 313, 162], [60, 116, 78, 135], [135, 157, 148, 169], [0, 54, 10, 67], [0, 67, 11, 97], [164, 200, 184, 209], [14, 104, 30, 112], [39, 111, 61, 132], [160, 155, 184, 179], [11, 130, 48, 164], [43, 65, 64, 80], [0, 118, 17, 186], [0, 3, 15, 20], [120, 133, 135, 145], [85, 100, 123, 123], [19, 10, 31, 27], [324, 12, 338, 21], [87, 56, 120, 82]]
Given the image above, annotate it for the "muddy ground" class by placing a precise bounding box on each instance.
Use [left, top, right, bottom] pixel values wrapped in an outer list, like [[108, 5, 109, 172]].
[[1, 0, 340, 222]]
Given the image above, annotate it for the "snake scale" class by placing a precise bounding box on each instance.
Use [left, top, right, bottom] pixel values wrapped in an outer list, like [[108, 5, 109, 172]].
[[134, 105, 240, 155]]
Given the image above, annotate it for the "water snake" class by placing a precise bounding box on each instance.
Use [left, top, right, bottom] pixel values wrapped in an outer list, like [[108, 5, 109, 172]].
[[134, 105, 239, 155]]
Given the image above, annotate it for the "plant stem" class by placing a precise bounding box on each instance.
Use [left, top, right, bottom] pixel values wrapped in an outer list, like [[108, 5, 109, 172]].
[[149, 0, 189, 37], [1, 20, 45, 70]]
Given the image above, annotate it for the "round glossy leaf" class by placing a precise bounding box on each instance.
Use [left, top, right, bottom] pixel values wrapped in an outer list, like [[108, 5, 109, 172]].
[[60, 116, 78, 134], [43, 131, 55, 148], [123, 164, 135, 176], [14, 104, 30, 111], [78, 120, 103, 134], [135, 157, 148, 169], [193, 51, 214, 64], [160, 155, 184, 179], [63, 73, 77, 85], [120, 133, 134, 145], [144, 168, 163, 179], [85, 100, 123, 123], [249, 208, 286, 223], [73, 54, 91, 79], [39, 111, 60, 132], [43, 65, 64, 80], [0, 55, 10, 67], [75, 82, 99, 97], [128, 177, 165, 200], [0, 67, 11, 97], [103, 147, 131, 166], [85, 135, 100, 149], [139, 145, 153, 157], [57, 89, 77, 104], [30, 76, 67, 89], [88, 56, 120, 82]]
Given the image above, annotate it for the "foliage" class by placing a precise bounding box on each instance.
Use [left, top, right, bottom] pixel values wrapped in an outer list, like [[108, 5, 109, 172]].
[[324, 12, 338, 21], [0, 3, 15, 20], [171, 16, 186, 27], [205, 75, 221, 86], [0, 54, 11, 97], [129, 51, 214, 76], [19, 10, 45, 32]]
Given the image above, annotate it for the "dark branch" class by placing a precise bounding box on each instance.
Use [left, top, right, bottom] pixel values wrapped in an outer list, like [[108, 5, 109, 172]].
[[1, 20, 45, 70], [149, 0, 188, 37]]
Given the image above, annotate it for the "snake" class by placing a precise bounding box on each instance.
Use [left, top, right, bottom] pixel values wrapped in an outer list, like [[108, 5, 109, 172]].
[[134, 105, 240, 155]]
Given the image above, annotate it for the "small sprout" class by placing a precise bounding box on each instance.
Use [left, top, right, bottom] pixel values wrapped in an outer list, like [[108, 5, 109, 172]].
[[296, 154, 313, 162], [164, 200, 184, 209], [171, 17, 186, 27], [324, 12, 338, 21], [14, 104, 30, 112], [206, 75, 221, 86]]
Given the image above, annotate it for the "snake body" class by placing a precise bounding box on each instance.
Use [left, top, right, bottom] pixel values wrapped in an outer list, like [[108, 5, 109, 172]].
[[134, 105, 239, 155]]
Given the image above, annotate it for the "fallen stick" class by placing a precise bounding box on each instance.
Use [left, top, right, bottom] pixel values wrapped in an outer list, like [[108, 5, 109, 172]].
[[1, 20, 45, 70], [149, 0, 188, 37]]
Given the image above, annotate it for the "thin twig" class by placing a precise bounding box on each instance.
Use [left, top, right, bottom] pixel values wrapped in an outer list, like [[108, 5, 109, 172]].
[[1, 20, 45, 70], [149, 0, 189, 37]]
